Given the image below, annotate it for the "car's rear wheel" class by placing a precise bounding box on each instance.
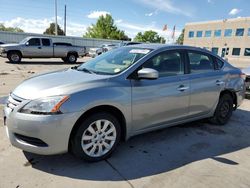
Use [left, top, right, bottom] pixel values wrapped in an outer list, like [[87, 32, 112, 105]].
[[66, 53, 77, 63], [210, 93, 233, 125], [8, 52, 22, 63], [71, 113, 121, 162]]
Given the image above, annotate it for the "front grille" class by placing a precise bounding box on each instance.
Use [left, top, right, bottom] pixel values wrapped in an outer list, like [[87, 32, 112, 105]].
[[7, 94, 23, 110], [14, 133, 48, 147]]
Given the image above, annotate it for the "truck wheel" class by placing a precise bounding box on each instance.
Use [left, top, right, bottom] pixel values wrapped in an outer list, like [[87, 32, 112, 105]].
[[70, 112, 121, 162], [209, 94, 233, 125], [66, 53, 77, 63], [8, 52, 22, 63]]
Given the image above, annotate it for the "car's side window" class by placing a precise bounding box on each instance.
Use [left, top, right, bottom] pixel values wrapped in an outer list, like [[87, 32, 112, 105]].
[[188, 51, 214, 73], [214, 58, 224, 70], [142, 51, 184, 77], [28, 38, 40, 46], [42, 39, 50, 46]]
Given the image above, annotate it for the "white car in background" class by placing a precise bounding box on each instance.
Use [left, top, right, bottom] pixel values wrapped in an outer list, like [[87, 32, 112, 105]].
[[88, 44, 117, 57]]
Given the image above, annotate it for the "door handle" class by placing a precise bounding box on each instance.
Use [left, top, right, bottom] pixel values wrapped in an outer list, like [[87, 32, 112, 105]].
[[216, 80, 224, 86], [177, 85, 189, 92]]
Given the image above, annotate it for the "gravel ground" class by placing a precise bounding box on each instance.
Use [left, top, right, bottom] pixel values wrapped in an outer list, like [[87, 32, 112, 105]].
[[0, 57, 250, 188]]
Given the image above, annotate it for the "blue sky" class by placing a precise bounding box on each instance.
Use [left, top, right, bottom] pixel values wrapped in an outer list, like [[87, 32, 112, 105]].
[[0, 0, 249, 41]]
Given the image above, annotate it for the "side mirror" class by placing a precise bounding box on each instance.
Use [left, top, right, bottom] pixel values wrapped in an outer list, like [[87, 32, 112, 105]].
[[25, 42, 29, 46], [137, 68, 159, 80]]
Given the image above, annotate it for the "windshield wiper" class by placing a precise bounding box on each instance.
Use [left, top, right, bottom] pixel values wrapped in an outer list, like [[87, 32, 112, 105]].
[[77, 67, 95, 74]]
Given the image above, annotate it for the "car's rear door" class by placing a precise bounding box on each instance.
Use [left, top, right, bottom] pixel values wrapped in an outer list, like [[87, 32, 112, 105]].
[[40, 38, 53, 57], [131, 50, 190, 132], [186, 50, 224, 116]]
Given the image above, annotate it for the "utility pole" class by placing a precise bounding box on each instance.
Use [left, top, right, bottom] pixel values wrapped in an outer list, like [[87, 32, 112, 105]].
[[55, 0, 58, 35], [64, 5, 66, 36]]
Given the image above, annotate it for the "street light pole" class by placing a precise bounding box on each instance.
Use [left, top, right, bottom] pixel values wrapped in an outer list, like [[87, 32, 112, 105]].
[[55, 0, 58, 35]]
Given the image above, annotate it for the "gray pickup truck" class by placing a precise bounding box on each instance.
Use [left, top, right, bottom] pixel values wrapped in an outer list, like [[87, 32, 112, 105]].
[[0, 37, 86, 63]]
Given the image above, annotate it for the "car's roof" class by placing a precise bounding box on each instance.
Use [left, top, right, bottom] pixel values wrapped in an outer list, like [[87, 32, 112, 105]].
[[127, 43, 205, 51]]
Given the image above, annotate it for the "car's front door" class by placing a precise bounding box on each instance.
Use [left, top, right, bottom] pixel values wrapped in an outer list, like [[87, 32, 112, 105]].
[[186, 50, 224, 117], [131, 50, 190, 132], [22, 38, 41, 57]]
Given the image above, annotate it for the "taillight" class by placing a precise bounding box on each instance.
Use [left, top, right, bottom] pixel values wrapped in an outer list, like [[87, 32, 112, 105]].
[[240, 73, 246, 80]]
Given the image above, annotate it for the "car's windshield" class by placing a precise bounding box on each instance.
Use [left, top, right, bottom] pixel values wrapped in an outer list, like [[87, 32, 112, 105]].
[[77, 47, 152, 75]]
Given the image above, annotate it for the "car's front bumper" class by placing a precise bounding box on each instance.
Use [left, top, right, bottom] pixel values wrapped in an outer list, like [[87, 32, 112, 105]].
[[0, 51, 7, 58], [3, 105, 82, 155]]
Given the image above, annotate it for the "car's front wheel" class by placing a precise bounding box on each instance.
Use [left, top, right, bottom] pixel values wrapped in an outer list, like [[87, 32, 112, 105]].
[[71, 113, 121, 162], [210, 93, 233, 125], [8, 51, 22, 63]]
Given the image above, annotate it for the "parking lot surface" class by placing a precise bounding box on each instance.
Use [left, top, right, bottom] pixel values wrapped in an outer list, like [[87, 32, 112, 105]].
[[0, 57, 250, 188]]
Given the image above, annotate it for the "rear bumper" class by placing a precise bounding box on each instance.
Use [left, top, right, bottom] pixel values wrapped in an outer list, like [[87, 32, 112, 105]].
[[245, 81, 250, 96], [236, 89, 245, 107]]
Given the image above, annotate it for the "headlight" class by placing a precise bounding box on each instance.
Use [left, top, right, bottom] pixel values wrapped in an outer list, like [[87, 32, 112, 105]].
[[19, 96, 69, 115]]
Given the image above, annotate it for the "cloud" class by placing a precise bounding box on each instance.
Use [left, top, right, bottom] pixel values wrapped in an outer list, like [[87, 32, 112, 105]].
[[0, 17, 87, 37], [207, 0, 213, 3], [145, 12, 153, 17], [87, 11, 111, 19], [116, 20, 181, 42], [138, 0, 193, 17], [145, 9, 158, 17], [115, 19, 123, 24], [229, 8, 241, 16]]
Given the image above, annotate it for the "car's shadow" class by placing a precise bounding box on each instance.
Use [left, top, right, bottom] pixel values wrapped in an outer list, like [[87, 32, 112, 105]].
[[23, 108, 250, 181]]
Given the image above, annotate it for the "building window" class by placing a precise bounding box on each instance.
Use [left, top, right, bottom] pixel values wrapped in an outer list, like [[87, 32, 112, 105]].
[[244, 48, 250, 56], [224, 29, 232, 37], [189, 31, 194, 38], [232, 48, 241, 56], [248, 28, 250, 36], [196, 31, 203, 38], [236, 28, 244, 36], [214, 30, 221, 37], [211, 47, 219, 55], [205, 30, 212, 37]]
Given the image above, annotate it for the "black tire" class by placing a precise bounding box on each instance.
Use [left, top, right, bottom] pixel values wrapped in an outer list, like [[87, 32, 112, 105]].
[[66, 53, 77, 63], [70, 113, 121, 162], [7, 51, 22, 63], [209, 94, 233, 125]]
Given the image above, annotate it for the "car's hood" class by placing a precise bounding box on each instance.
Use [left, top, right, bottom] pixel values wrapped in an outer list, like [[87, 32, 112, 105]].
[[13, 68, 110, 100], [0, 43, 19, 48], [242, 67, 250, 75]]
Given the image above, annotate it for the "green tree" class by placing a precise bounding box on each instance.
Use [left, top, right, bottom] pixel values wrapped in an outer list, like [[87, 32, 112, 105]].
[[84, 15, 130, 40], [134, 30, 165, 43], [176, 29, 184, 45], [0, 23, 24, 32], [43, 23, 65, 35]]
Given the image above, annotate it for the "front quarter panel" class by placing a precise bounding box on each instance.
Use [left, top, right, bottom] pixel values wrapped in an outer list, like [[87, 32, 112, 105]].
[[60, 80, 132, 137]]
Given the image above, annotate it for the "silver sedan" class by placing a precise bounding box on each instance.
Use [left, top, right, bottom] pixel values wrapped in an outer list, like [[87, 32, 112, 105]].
[[3, 44, 245, 162]]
